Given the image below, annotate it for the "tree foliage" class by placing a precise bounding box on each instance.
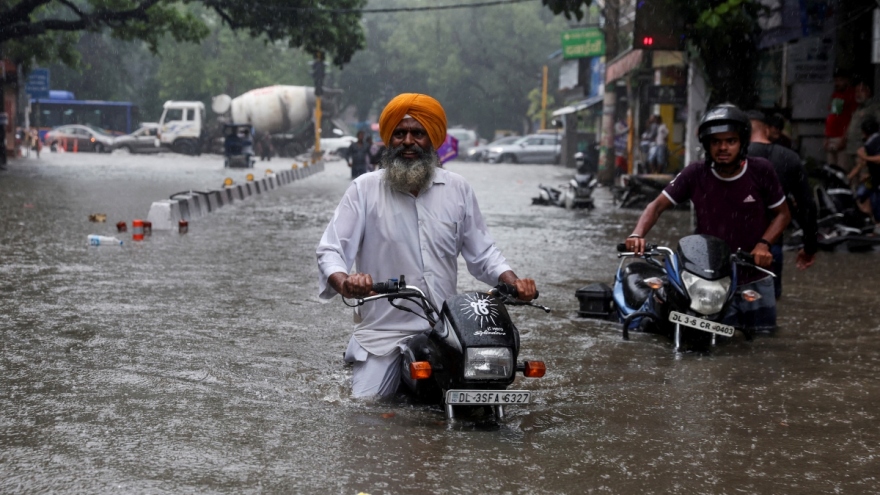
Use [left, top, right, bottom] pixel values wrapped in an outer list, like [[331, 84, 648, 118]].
[[336, 1, 572, 138], [0, 0, 366, 71], [668, 0, 764, 107]]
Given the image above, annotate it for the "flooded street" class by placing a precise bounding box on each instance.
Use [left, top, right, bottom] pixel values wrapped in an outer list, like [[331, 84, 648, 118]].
[[1, 152, 878, 493]]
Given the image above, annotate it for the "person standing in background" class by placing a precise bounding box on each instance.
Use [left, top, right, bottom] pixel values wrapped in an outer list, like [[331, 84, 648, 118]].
[[767, 113, 793, 149], [845, 78, 880, 183], [347, 131, 370, 179], [824, 70, 858, 171]]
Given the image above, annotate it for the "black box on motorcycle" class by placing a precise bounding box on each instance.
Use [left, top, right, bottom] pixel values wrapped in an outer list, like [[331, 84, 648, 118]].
[[575, 283, 614, 318]]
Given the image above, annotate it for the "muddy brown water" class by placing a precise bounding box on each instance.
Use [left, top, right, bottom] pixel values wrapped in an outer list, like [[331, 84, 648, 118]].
[[1, 153, 878, 493]]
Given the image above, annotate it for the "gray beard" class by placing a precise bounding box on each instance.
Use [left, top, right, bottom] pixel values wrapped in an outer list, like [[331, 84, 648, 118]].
[[381, 145, 439, 193]]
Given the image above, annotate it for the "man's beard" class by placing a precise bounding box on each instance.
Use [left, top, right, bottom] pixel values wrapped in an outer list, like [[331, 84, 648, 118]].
[[380, 144, 439, 193]]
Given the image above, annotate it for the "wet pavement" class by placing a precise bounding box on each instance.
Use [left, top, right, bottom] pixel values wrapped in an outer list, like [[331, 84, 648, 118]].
[[1, 151, 878, 493]]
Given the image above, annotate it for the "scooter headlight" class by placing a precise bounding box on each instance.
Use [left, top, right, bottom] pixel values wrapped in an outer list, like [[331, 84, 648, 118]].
[[464, 347, 513, 379], [681, 271, 731, 315]]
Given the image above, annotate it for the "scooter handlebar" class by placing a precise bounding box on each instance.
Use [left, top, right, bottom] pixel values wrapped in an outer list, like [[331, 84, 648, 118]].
[[617, 242, 658, 253], [371, 275, 406, 294], [489, 283, 540, 301]]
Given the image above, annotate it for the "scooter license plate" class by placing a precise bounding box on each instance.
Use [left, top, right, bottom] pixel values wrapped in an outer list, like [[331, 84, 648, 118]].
[[669, 311, 735, 337], [445, 390, 531, 405]]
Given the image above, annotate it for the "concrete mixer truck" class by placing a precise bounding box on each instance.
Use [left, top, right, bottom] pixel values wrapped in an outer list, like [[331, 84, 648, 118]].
[[158, 85, 341, 157]]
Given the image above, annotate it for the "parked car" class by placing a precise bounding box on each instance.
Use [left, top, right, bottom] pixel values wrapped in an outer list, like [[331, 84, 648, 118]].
[[319, 128, 357, 158], [485, 134, 562, 164], [44, 124, 116, 153], [112, 123, 162, 153], [447, 127, 480, 159], [467, 135, 520, 162]]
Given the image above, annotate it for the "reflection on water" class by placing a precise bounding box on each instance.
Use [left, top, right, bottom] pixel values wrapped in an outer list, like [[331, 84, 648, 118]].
[[1, 154, 878, 493]]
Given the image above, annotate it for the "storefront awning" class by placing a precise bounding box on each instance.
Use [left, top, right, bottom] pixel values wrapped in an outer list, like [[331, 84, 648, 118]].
[[605, 49, 643, 84], [551, 94, 604, 117]]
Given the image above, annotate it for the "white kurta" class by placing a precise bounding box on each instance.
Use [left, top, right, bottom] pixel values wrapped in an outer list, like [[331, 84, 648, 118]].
[[317, 167, 512, 356]]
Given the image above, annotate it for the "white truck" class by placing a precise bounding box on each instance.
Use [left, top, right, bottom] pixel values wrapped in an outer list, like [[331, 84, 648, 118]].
[[157, 85, 337, 157], [157, 100, 206, 155]]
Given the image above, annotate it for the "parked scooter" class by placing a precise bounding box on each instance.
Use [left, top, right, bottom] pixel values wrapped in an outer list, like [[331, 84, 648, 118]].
[[346, 275, 550, 420], [613, 173, 674, 209], [802, 164, 879, 251], [578, 235, 775, 352], [532, 152, 597, 209]]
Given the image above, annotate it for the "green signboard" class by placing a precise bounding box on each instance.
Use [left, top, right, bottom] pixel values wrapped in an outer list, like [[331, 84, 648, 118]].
[[561, 28, 605, 59]]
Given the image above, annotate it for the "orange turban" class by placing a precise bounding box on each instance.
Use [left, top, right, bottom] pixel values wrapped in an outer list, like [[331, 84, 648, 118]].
[[378, 93, 447, 149]]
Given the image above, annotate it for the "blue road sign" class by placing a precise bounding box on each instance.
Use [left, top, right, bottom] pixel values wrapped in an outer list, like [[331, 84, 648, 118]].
[[26, 68, 50, 99]]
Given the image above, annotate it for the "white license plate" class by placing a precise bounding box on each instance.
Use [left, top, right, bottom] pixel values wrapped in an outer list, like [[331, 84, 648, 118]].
[[445, 390, 531, 405], [668, 311, 735, 337]]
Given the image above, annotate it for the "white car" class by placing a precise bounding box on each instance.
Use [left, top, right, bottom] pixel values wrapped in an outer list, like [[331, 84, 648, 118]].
[[319, 129, 357, 158]]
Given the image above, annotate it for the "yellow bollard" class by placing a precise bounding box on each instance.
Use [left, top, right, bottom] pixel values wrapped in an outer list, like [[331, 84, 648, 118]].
[[265, 169, 273, 175], [292, 164, 298, 169], [246, 173, 254, 181], [224, 177, 234, 187]]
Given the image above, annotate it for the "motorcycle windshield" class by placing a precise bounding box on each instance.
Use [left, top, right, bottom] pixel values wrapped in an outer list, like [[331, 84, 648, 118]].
[[676, 235, 731, 281], [441, 292, 518, 349]]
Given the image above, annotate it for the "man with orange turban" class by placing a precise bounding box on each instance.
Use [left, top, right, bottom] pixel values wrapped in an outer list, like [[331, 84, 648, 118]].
[[317, 93, 538, 398]]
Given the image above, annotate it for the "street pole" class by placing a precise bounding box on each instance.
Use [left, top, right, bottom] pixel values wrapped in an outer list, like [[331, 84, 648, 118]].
[[540, 65, 549, 131], [598, 0, 620, 185], [311, 52, 326, 160]]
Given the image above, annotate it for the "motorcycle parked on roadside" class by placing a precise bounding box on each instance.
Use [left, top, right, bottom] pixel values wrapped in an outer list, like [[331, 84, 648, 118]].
[[802, 164, 879, 252], [612, 173, 674, 209], [345, 275, 550, 420], [578, 235, 775, 352], [532, 152, 597, 209]]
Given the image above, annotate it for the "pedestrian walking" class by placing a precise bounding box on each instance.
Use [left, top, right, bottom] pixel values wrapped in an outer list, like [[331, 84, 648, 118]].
[[747, 110, 818, 299], [347, 131, 370, 179]]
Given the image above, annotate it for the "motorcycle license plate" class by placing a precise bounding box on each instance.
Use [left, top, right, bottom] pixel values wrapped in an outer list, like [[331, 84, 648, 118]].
[[668, 311, 735, 337], [445, 390, 531, 405]]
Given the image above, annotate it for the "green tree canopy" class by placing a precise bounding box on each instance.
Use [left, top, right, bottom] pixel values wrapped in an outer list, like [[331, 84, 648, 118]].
[[0, 0, 366, 71], [336, 0, 573, 139]]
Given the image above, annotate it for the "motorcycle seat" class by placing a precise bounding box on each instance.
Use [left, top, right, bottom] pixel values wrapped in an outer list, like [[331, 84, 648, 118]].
[[622, 262, 667, 309]]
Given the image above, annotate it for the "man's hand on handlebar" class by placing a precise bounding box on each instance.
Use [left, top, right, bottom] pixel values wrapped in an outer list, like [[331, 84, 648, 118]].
[[513, 278, 537, 302], [750, 244, 773, 268], [625, 235, 647, 255], [332, 272, 374, 299]]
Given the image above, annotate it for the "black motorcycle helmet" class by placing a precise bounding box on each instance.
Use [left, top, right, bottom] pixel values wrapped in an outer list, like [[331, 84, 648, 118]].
[[697, 104, 751, 168]]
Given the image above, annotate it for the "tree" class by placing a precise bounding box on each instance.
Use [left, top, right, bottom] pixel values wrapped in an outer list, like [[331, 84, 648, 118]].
[[335, 0, 571, 138], [0, 0, 367, 71], [667, 0, 764, 108]]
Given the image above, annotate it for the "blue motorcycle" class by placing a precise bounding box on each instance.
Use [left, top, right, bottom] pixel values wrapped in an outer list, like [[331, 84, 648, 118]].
[[610, 235, 775, 352]]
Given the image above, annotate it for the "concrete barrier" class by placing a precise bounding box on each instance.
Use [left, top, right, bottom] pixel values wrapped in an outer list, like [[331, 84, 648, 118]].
[[206, 190, 222, 211], [146, 199, 182, 230], [145, 160, 324, 230]]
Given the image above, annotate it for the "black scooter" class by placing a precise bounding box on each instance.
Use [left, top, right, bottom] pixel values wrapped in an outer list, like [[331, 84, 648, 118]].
[[532, 152, 597, 209], [347, 275, 550, 420], [805, 164, 879, 251], [613, 173, 674, 209]]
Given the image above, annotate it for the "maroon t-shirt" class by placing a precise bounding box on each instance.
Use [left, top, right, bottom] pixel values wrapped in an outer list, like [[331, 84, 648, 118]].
[[663, 158, 785, 282]]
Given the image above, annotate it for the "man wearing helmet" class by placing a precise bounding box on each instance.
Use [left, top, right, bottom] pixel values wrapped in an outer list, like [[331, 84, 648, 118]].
[[624, 104, 791, 332]]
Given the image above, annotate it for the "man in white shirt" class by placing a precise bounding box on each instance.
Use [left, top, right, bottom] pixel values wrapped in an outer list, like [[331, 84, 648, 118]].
[[316, 93, 537, 398]]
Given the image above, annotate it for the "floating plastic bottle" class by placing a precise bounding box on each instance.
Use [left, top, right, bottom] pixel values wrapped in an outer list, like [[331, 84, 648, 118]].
[[88, 234, 123, 246]]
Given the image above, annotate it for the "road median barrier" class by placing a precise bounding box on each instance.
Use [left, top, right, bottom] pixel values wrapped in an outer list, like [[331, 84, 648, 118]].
[[145, 160, 324, 231]]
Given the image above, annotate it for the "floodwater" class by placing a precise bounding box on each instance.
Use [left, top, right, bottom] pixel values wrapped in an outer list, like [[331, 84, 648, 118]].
[[1, 152, 878, 494]]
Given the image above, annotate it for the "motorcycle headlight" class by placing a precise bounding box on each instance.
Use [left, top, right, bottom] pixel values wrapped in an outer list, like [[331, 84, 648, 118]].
[[681, 271, 731, 315], [464, 347, 513, 379]]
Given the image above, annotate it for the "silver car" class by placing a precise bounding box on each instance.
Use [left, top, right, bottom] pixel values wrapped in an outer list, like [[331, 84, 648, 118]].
[[112, 124, 162, 153], [44, 124, 116, 153], [466, 135, 520, 161], [486, 134, 561, 164], [447, 127, 480, 159]]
